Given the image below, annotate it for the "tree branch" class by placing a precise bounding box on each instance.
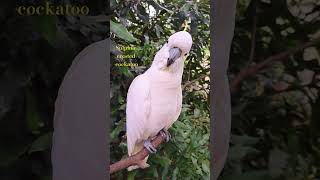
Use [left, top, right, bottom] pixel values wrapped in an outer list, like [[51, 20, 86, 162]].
[[182, 74, 208, 89], [271, 79, 320, 94], [109, 133, 166, 174], [230, 37, 320, 93]]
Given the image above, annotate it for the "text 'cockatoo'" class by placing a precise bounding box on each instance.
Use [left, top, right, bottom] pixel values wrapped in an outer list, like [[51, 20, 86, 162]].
[[126, 31, 192, 171]]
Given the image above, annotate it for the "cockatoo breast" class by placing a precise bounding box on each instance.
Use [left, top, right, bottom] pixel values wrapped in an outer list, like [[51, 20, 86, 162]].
[[145, 81, 182, 137], [126, 31, 192, 166]]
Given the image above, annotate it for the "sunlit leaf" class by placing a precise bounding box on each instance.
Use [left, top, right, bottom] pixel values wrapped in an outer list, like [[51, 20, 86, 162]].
[[28, 132, 52, 154], [110, 21, 138, 42], [303, 47, 320, 61]]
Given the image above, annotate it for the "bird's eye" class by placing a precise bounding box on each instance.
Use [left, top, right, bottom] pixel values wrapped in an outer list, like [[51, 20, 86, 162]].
[[184, 53, 188, 56]]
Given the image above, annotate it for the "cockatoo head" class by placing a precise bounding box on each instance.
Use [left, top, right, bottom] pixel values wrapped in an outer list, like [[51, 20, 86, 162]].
[[152, 31, 192, 72], [167, 31, 193, 56]]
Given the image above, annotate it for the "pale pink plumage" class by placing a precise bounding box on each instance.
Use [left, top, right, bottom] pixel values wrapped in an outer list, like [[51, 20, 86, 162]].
[[126, 31, 192, 171]]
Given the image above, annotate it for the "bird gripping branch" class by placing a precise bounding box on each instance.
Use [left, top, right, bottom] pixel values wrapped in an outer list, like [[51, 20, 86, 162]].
[[125, 31, 193, 171]]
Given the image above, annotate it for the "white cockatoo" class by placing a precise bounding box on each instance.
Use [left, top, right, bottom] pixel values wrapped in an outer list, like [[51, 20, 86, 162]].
[[126, 31, 192, 171]]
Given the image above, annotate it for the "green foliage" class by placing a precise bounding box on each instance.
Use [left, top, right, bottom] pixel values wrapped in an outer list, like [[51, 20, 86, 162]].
[[110, 0, 210, 179], [223, 0, 320, 179], [28, 133, 53, 154], [111, 20, 139, 42]]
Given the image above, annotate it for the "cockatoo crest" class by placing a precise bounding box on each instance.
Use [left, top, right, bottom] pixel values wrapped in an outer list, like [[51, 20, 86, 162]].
[[167, 31, 192, 55]]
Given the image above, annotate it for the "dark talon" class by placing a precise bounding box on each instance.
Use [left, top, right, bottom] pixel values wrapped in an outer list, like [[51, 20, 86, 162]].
[[144, 139, 157, 153], [160, 129, 171, 142]]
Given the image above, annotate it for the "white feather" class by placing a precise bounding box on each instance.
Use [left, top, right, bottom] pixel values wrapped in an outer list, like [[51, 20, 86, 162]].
[[126, 74, 151, 156], [125, 31, 193, 170]]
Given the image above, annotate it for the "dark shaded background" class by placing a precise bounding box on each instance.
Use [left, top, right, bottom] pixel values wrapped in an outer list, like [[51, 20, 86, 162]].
[[0, 1, 108, 179], [221, 0, 320, 179]]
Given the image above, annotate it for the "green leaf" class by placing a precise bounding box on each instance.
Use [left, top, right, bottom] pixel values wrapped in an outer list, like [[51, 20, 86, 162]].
[[117, 95, 124, 104], [303, 47, 320, 61], [0, 145, 28, 167], [119, 103, 126, 110], [110, 21, 138, 42], [269, 148, 288, 177], [228, 145, 259, 161], [201, 160, 210, 174], [147, 0, 173, 13], [236, 0, 251, 17], [161, 163, 170, 180], [276, 17, 286, 25], [155, 24, 163, 38], [127, 170, 137, 180], [35, 16, 57, 46], [297, 69, 314, 85], [194, 108, 201, 118], [110, 125, 122, 140], [151, 166, 159, 178], [28, 132, 53, 154], [172, 167, 179, 180], [25, 90, 42, 134], [119, 66, 134, 78]]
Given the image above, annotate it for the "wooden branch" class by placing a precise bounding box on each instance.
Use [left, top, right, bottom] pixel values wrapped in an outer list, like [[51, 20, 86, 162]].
[[230, 37, 320, 93], [271, 79, 320, 94], [182, 74, 208, 89], [109, 133, 166, 174]]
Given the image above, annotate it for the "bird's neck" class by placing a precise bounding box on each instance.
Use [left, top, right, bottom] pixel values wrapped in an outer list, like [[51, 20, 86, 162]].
[[146, 64, 184, 86]]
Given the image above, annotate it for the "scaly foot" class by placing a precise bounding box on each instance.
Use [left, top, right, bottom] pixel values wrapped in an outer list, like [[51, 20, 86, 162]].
[[143, 139, 157, 153], [160, 129, 171, 142]]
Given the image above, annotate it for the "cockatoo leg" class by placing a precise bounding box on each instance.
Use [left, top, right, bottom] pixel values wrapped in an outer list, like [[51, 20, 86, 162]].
[[143, 139, 157, 153], [160, 129, 171, 142]]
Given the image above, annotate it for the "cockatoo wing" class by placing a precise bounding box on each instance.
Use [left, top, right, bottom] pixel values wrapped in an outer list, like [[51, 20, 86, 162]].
[[126, 74, 151, 156], [165, 87, 182, 130]]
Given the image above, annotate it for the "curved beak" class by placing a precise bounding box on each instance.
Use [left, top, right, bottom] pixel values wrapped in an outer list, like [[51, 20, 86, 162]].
[[167, 47, 182, 67]]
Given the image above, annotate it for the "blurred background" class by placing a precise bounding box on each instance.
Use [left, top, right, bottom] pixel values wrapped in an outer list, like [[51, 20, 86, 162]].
[[221, 0, 320, 180], [0, 0, 107, 179], [110, 0, 210, 179]]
